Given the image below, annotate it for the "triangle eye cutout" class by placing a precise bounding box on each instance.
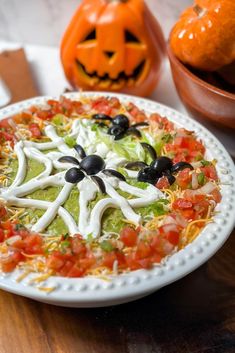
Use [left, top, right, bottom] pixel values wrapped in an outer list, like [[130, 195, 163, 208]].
[[104, 51, 115, 59], [82, 29, 96, 42], [125, 30, 140, 43]]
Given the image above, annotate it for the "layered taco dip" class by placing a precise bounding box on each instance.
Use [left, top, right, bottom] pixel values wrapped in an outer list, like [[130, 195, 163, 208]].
[[0, 95, 221, 279]]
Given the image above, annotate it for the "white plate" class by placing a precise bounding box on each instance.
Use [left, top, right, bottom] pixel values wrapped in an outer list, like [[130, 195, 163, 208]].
[[0, 92, 234, 307]]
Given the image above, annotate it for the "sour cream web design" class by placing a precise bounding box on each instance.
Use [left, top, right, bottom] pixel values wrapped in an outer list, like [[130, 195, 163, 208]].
[[0, 119, 164, 238]]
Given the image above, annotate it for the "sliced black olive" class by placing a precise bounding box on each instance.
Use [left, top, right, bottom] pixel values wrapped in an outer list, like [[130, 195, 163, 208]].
[[80, 154, 105, 175], [92, 113, 112, 121], [125, 161, 148, 170], [163, 171, 176, 185], [171, 162, 194, 174], [112, 114, 129, 129], [58, 156, 80, 165], [131, 122, 149, 128], [74, 144, 86, 159], [65, 168, 85, 184], [126, 127, 141, 138], [108, 125, 125, 140], [140, 142, 157, 161], [137, 167, 159, 185], [102, 169, 126, 181], [150, 157, 173, 173], [91, 175, 106, 194]]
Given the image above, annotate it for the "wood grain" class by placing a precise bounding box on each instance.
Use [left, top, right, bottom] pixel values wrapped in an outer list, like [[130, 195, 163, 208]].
[[0, 230, 234, 353]]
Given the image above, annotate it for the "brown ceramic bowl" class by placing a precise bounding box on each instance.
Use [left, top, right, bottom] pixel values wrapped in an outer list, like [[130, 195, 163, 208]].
[[167, 45, 235, 129]]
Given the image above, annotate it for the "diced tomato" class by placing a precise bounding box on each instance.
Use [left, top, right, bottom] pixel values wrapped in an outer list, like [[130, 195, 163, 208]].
[[120, 226, 138, 247], [29, 123, 42, 138], [66, 256, 95, 277], [200, 165, 218, 181], [23, 234, 43, 254], [0, 130, 14, 142], [127, 102, 147, 123], [150, 113, 174, 131], [14, 228, 31, 239], [46, 254, 65, 271], [1, 221, 14, 238], [151, 253, 163, 263], [176, 192, 211, 219], [0, 250, 24, 272], [109, 97, 121, 109], [13, 111, 32, 124], [166, 133, 205, 163], [72, 101, 85, 114], [136, 258, 152, 269], [102, 251, 117, 269], [165, 232, 179, 246], [102, 250, 126, 269], [210, 189, 222, 203], [150, 235, 162, 252], [92, 97, 112, 115], [71, 236, 87, 257], [176, 168, 192, 189], [0, 229, 4, 242], [47, 99, 59, 106], [180, 209, 196, 220], [173, 198, 193, 210], [0, 206, 7, 219], [36, 110, 54, 120], [59, 260, 75, 276], [0, 118, 11, 129], [155, 176, 170, 190], [67, 262, 85, 277], [125, 253, 141, 270], [79, 257, 96, 270], [135, 241, 153, 260], [159, 224, 180, 246]]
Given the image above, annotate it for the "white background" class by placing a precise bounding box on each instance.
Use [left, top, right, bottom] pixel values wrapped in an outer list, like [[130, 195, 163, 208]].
[[0, 0, 191, 45]]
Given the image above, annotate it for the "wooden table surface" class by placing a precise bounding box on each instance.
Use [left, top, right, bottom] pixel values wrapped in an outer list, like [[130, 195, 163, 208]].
[[0, 229, 234, 353]]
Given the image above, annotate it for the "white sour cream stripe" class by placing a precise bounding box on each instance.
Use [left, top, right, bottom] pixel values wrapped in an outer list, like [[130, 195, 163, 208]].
[[24, 147, 53, 179], [5, 196, 78, 235], [1, 119, 164, 238], [9, 141, 26, 189], [32, 183, 74, 233]]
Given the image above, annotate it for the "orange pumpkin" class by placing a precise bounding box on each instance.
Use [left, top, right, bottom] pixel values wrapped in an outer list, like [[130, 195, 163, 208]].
[[61, 0, 165, 97], [170, 0, 235, 71]]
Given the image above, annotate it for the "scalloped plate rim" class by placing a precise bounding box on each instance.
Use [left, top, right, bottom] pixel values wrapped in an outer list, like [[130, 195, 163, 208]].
[[0, 91, 234, 308]]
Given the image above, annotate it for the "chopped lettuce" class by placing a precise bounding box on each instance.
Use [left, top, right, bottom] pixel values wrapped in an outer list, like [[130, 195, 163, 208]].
[[64, 136, 77, 148]]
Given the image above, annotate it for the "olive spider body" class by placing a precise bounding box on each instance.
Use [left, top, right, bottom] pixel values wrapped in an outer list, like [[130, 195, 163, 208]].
[[92, 113, 148, 140], [59, 144, 126, 194], [125, 142, 194, 186]]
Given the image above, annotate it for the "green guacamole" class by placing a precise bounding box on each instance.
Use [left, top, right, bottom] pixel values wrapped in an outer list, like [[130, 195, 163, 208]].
[[9, 159, 168, 236]]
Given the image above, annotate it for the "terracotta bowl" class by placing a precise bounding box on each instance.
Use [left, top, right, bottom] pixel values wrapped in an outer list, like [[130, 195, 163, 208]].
[[167, 45, 235, 129]]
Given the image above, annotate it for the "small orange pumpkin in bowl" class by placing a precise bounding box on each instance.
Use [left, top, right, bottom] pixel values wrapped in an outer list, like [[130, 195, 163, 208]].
[[170, 0, 235, 71], [61, 0, 165, 97]]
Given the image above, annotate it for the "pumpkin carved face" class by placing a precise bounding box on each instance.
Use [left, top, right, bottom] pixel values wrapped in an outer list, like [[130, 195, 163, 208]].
[[61, 0, 165, 97], [170, 0, 235, 71]]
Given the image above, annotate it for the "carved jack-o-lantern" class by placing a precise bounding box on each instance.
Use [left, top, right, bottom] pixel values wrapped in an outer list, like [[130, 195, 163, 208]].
[[61, 0, 165, 97]]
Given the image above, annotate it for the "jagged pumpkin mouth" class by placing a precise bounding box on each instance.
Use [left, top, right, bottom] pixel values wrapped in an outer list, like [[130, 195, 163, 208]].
[[76, 59, 146, 87]]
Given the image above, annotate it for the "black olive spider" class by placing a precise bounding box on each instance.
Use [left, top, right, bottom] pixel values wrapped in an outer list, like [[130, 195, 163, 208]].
[[58, 144, 126, 194], [125, 142, 194, 186], [92, 113, 149, 140]]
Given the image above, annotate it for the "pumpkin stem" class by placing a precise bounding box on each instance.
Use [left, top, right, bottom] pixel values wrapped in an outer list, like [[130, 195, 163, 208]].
[[193, 4, 206, 17]]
